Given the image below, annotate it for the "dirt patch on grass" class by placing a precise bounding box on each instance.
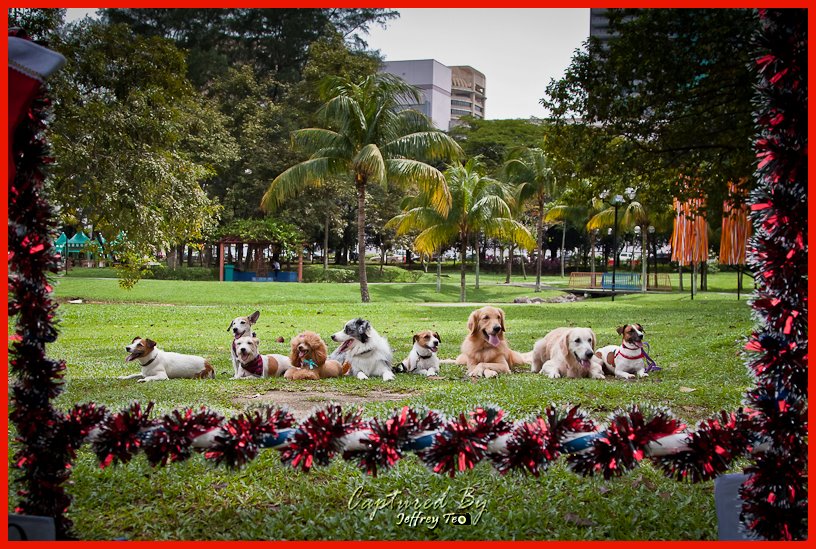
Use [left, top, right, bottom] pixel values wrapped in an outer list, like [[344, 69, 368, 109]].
[[233, 389, 415, 419]]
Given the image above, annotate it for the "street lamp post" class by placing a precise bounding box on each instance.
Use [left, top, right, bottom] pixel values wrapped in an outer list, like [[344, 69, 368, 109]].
[[648, 225, 656, 289], [599, 188, 635, 302]]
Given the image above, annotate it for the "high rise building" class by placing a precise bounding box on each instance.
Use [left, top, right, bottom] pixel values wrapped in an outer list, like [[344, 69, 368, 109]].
[[449, 65, 486, 128], [380, 59, 486, 130]]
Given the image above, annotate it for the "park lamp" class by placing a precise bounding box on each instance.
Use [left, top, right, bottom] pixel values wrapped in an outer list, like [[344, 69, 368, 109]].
[[648, 225, 655, 234], [634, 225, 642, 235]]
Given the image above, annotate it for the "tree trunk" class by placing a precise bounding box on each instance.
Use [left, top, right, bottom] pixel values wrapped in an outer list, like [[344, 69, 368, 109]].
[[535, 200, 544, 292], [678, 263, 684, 291], [436, 252, 442, 293], [323, 214, 330, 273], [505, 244, 514, 284], [475, 234, 480, 290], [356, 177, 370, 302], [560, 221, 566, 278], [521, 252, 527, 280], [590, 231, 596, 286], [460, 233, 468, 303], [380, 246, 386, 275], [186, 245, 193, 267]]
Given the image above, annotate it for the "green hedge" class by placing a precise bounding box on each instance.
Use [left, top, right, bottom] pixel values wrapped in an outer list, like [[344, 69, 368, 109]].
[[65, 266, 218, 281], [301, 265, 426, 283]]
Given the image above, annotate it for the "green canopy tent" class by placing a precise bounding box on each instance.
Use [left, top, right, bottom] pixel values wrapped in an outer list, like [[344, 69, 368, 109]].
[[53, 232, 67, 256]]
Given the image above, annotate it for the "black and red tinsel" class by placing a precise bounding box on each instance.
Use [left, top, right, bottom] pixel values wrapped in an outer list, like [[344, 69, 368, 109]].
[[568, 406, 685, 480], [7, 29, 75, 539], [739, 8, 807, 541], [92, 402, 157, 467], [343, 406, 442, 476], [419, 406, 510, 477], [279, 404, 363, 472], [143, 407, 224, 466], [204, 407, 296, 469], [492, 404, 595, 476]]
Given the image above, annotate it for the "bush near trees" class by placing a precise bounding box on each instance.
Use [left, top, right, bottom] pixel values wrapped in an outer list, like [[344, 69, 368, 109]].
[[11, 8, 759, 296]]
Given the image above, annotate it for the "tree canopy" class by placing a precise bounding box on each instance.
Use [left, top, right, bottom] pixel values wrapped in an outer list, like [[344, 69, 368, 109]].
[[542, 8, 757, 205]]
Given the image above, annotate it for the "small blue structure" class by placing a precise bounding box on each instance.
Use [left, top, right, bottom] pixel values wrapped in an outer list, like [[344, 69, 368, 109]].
[[601, 272, 641, 291]]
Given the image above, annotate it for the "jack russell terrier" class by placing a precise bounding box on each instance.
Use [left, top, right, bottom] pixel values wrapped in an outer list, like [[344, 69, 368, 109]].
[[228, 311, 260, 379], [400, 330, 441, 376], [595, 324, 652, 379], [232, 335, 291, 378], [119, 337, 215, 382]]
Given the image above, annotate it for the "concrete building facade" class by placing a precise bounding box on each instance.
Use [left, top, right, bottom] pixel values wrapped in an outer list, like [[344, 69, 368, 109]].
[[380, 59, 486, 130]]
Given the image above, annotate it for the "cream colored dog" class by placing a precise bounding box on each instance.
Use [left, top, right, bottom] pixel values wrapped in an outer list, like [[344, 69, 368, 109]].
[[530, 327, 604, 379]]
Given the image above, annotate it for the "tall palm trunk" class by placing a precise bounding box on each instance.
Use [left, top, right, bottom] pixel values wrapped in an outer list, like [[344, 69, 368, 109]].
[[560, 222, 566, 277], [535, 197, 544, 292], [436, 251, 442, 293], [356, 177, 370, 302], [460, 233, 468, 302], [323, 214, 330, 273], [475, 234, 480, 290], [505, 243, 514, 283]]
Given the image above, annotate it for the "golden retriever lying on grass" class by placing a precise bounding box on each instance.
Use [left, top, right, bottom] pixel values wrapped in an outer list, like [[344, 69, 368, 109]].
[[455, 306, 527, 377]]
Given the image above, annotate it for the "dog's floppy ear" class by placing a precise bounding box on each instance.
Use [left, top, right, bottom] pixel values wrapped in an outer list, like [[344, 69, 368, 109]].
[[248, 311, 260, 324], [467, 309, 480, 336], [288, 334, 301, 366], [227, 320, 234, 333], [616, 325, 626, 335], [144, 339, 157, 351], [498, 308, 506, 333], [314, 337, 327, 366], [356, 319, 370, 343], [590, 329, 596, 350], [131, 336, 142, 343], [413, 333, 420, 343], [433, 332, 441, 343]]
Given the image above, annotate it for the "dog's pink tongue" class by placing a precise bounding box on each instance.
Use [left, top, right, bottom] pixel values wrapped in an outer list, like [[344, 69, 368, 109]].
[[580, 359, 591, 369], [125, 353, 138, 362], [338, 339, 354, 353], [488, 334, 501, 347]]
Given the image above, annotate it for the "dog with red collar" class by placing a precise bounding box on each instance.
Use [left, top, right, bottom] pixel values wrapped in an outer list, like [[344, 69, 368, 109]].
[[596, 324, 650, 379], [232, 335, 291, 378]]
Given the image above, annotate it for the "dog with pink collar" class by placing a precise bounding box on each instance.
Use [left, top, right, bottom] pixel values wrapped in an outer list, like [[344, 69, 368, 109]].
[[595, 324, 653, 379]]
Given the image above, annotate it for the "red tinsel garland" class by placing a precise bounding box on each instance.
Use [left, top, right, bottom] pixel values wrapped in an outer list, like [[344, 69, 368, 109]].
[[739, 8, 808, 541]]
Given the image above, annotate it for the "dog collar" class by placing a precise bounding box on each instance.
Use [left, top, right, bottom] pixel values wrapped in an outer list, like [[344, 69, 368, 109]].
[[241, 355, 264, 376], [303, 358, 318, 370], [416, 350, 434, 359], [355, 348, 373, 356], [615, 347, 645, 360], [142, 357, 156, 367]]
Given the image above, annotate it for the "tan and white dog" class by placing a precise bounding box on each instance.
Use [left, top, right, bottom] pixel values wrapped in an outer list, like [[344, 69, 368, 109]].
[[400, 330, 441, 376], [228, 311, 260, 379], [596, 324, 649, 379], [119, 337, 215, 382], [530, 327, 604, 379], [232, 335, 291, 378]]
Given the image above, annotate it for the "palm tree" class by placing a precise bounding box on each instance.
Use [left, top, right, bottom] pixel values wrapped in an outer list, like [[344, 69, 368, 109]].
[[262, 73, 462, 302], [388, 158, 535, 302], [501, 147, 560, 292]]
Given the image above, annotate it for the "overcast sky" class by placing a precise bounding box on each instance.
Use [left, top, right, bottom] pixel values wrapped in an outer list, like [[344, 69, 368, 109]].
[[65, 8, 590, 120], [366, 9, 589, 120]]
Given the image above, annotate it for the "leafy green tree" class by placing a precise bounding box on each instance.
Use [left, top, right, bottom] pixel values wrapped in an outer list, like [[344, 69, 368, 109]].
[[49, 21, 237, 287], [101, 8, 397, 85], [8, 8, 65, 40], [388, 158, 535, 302], [448, 117, 549, 173], [501, 147, 562, 291], [262, 73, 462, 302], [543, 8, 756, 204]]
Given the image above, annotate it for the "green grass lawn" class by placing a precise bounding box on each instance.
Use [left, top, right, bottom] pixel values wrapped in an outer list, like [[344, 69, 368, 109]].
[[8, 276, 755, 540]]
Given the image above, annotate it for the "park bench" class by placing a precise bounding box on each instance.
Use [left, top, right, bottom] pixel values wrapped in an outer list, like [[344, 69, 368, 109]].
[[601, 272, 641, 291]]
